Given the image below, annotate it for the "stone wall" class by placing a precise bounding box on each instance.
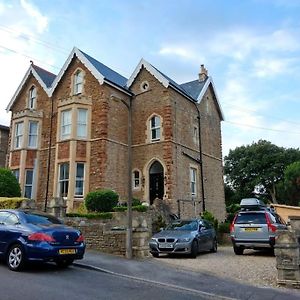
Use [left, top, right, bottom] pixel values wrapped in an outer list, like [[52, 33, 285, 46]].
[[0, 126, 9, 168], [65, 211, 152, 258]]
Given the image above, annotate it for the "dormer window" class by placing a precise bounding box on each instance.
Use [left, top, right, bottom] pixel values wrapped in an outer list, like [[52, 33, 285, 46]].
[[28, 86, 36, 109], [150, 115, 161, 142], [73, 70, 83, 95]]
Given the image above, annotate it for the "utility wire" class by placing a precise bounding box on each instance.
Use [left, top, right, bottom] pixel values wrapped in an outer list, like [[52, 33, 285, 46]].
[[224, 120, 300, 135], [0, 44, 61, 71]]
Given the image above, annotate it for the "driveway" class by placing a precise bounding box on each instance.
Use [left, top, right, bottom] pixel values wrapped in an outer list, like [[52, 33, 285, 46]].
[[154, 245, 278, 288]]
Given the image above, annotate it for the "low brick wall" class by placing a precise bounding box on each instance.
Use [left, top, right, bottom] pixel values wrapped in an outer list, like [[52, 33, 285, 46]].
[[64, 211, 152, 258]]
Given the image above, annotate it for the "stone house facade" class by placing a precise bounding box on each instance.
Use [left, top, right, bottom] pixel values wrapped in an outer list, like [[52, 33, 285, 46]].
[[0, 125, 9, 168], [6, 47, 226, 220]]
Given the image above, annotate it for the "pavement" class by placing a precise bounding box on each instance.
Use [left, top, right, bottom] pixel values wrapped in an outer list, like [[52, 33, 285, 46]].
[[74, 250, 300, 300]]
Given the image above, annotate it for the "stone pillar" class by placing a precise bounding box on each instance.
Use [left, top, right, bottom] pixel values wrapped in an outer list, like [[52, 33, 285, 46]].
[[20, 198, 36, 210], [47, 197, 67, 218], [275, 219, 300, 288]]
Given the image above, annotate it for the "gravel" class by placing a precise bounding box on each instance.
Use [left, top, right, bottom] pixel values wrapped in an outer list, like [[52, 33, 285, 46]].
[[155, 245, 278, 288]]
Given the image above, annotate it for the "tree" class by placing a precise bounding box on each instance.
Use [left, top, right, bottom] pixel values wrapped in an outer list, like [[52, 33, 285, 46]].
[[224, 140, 300, 203], [0, 168, 21, 197], [283, 161, 300, 206]]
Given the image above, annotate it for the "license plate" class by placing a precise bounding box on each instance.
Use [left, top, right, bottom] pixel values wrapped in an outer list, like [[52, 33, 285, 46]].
[[159, 243, 173, 248], [244, 228, 259, 232], [59, 249, 77, 255]]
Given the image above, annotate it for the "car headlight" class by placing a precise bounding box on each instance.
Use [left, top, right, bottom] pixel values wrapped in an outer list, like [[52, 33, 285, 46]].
[[178, 237, 191, 242], [151, 238, 157, 242]]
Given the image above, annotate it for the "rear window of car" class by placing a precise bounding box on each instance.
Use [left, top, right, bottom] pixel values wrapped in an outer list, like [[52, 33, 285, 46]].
[[235, 212, 266, 224], [24, 212, 62, 225]]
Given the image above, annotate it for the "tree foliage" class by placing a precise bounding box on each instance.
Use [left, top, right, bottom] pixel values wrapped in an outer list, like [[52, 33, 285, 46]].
[[224, 140, 300, 204], [0, 168, 21, 197], [283, 161, 300, 206]]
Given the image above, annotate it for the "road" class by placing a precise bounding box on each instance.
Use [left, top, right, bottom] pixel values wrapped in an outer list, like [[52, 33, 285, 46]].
[[0, 262, 223, 300], [0, 257, 299, 300]]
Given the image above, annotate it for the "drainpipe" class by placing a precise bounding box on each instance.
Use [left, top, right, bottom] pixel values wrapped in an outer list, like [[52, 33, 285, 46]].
[[44, 98, 54, 212], [192, 101, 206, 212]]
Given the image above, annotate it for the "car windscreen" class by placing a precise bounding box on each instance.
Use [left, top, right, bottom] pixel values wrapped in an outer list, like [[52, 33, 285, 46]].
[[166, 220, 198, 231], [235, 213, 266, 224], [24, 212, 62, 225]]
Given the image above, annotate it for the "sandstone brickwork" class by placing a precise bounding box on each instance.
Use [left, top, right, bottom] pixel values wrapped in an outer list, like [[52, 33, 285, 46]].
[[6, 48, 226, 220]]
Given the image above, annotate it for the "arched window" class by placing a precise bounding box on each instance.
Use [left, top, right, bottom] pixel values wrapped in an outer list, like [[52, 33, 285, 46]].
[[132, 170, 140, 189], [28, 86, 37, 109], [150, 115, 161, 141], [73, 70, 83, 94]]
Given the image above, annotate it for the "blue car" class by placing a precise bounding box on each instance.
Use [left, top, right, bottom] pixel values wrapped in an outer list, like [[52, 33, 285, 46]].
[[0, 209, 85, 271]]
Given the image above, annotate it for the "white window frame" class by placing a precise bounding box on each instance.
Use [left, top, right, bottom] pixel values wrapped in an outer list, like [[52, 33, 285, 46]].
[[24, 169, 33, 199], [150, 115, 161, 142], [132, 170, 140, 190], [75, 163, 85, 197], [28, 86, 37, 109], [12, 169, 20, 182], [14, 122, 23, 149], [28, 121, 38, 148], [73, 70, 83, 95], [58, 163, 69, 198], [190, 167, 197, 196], [61, 110, 72, 140], [77, 108, 88, 138]]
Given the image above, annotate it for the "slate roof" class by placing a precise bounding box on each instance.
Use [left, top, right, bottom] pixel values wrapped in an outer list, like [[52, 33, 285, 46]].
[[32, 65, 56, 88], [78, 49, 128, 89], [180, 78, 208, 100]]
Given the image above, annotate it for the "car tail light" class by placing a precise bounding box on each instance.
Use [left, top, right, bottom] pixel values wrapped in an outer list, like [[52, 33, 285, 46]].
[[28, 232, 56, 242], [265, 213, 277, 233], [230, 214, 238, 233], [76, 234, 84, 242]]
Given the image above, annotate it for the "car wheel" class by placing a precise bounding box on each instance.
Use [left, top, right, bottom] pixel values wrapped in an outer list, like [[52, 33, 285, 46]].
[[190, 240, 198, 258], [210, 239, 218, 253], [233, 245, 244, 255], [7, 244, 25, 271], [151, 253, 159, 258], [55, 259, 74, 268]]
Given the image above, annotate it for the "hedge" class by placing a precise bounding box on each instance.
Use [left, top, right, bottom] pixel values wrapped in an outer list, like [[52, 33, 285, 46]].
[[0, 197, 26, 209], [66, 212, 113, 219]]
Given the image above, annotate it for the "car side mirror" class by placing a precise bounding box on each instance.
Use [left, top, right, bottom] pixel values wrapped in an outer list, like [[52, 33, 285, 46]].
[[159, 227, 164, 232]]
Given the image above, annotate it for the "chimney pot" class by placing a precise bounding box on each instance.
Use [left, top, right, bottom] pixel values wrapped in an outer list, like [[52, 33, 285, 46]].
[[199, 64, 208, 82]]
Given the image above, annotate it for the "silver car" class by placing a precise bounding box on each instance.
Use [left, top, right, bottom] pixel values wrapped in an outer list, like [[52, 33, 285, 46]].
[[149, 219, 217, 258], [230, 208, 287, 255]]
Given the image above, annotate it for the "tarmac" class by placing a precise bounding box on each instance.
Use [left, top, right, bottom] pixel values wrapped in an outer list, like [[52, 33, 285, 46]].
[[73, 250, 300, 300]]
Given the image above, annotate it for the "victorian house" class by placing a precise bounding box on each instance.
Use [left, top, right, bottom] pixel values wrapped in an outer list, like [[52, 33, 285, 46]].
[[6, 47, 226, 220]]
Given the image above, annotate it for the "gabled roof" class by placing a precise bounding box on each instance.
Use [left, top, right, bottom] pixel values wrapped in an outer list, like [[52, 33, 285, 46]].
[[49, 47, 131, 96], [126, 59, 194, 101], [181, 77, 224, 120], [6, 64, 56, 111], [127, 59, 224, 120]]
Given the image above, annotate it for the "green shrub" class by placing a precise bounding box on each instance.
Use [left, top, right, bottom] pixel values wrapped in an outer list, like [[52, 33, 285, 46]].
[[0, 168, 21, 197], [218, 222, 230, 234], [201, 210, 218, 231], [85, 189, 119, 212], [132, 198, 141, 206], [113, 206, 127, 212], [0, 197, 25, 209], [66, 212, 113, 219], [132, 205, 148, 212], [226, 203, 240, 222], [75, 202, 88, 214]]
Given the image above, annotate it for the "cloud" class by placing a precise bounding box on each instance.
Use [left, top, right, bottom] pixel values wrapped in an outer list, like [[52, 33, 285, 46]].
[[20, 0, 48, 34], [159, 46, 196, 60]]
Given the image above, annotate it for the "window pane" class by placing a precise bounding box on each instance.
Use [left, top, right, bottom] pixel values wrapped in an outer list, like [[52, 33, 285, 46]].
[[75, 163, 84, 196], [61, 110, 71, 139], [15, 122, 23, 148], [28, 121, 38, 148], [25, 170, 33, 184], [77, 109, 87, 138]]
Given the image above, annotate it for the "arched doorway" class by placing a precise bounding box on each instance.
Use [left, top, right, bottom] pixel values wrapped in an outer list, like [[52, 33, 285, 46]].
[[149, 160, 164, 205]]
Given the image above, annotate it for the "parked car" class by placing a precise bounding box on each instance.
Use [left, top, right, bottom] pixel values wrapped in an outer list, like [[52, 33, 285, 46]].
[[0, 209, 85, 271], [230, 198, 287, 255], [149, 218, 217, 258]]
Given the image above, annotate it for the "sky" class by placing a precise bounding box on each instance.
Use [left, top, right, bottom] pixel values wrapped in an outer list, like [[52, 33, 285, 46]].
[[1, 0, 300, 157]]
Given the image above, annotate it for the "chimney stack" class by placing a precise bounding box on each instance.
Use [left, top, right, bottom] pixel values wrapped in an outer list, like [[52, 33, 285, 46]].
[[199, 64, 208, 82]]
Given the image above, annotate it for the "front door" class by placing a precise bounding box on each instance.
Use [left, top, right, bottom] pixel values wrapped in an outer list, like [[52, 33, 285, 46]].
[[149, 161, 164, 205]]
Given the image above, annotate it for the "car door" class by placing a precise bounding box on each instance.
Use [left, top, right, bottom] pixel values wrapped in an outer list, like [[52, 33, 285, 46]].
[[0, 212, 21, 254], [201, 220, 214, 250], [0, 211, 11, 254], [197, 221, 210, 251]]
